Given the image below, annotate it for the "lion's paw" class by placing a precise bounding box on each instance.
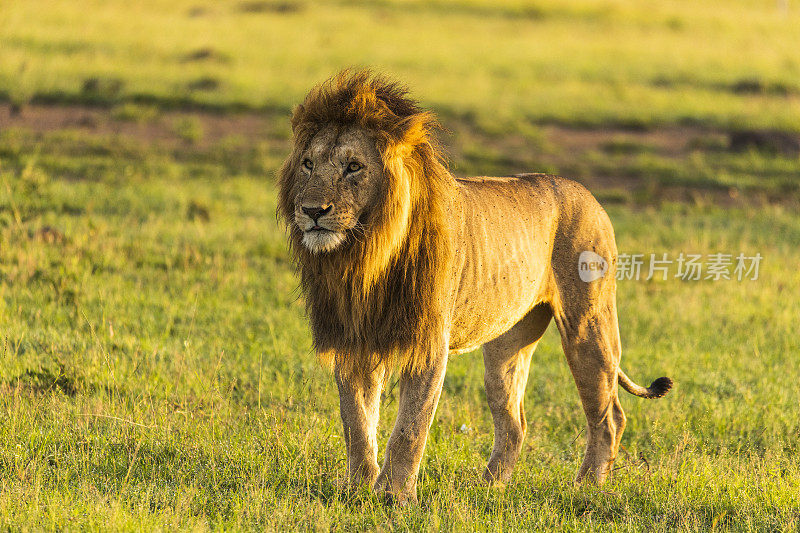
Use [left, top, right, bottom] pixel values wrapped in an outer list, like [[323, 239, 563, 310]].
[[373, 474, 417, 506]]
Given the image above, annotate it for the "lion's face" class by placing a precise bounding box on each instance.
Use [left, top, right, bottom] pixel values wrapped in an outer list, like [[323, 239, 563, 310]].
[[292, 125, 384, 254]]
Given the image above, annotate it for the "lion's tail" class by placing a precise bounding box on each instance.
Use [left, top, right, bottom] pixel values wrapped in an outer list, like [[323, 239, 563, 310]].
[[617, 369, 673, 399]]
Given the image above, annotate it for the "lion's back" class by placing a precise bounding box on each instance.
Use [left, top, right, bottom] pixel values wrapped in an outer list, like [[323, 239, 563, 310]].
[[448, 173, 617, 352], [454, 173, 613, 244]]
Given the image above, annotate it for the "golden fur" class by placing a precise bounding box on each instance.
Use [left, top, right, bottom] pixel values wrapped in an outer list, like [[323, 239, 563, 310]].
[[277, 71, 455, 380], [278, 71, 672, 500]]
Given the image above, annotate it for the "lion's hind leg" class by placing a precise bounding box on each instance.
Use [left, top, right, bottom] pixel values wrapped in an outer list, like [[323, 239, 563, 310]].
[[552, 292, 627, 485], [482, 304, 552, 485]]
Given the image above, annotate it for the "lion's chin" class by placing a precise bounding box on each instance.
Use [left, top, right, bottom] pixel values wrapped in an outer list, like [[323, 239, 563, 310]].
[[302, 230, 345, 254]]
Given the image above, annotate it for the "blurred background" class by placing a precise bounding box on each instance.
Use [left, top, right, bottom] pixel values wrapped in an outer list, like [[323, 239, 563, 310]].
[[1, 1, 799, 529], [2, 0, 800, 201]]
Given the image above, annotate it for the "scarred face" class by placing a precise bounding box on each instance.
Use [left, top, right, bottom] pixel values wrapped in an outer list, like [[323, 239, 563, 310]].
[[293, 126, 383, 253]]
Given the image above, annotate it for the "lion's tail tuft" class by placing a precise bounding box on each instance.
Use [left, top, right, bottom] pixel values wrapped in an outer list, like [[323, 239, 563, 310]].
[[618, 369, 672, 399]]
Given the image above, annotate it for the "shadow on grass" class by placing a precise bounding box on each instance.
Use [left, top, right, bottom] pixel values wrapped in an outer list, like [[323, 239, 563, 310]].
[[0, 89, 291, 115], [2, 366, 119, 398]]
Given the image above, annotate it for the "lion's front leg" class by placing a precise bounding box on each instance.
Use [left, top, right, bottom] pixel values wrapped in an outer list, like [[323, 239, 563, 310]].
[[336, 363, 385, 489], [374, 344, 448, 504]]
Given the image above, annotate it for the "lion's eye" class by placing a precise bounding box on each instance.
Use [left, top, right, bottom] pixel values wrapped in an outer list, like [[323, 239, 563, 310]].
[[302, 159, 313, 171], [346, 162, 363, 173]]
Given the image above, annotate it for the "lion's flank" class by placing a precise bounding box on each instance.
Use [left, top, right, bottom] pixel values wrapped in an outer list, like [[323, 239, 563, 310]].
[[277, 70, 457, 381]]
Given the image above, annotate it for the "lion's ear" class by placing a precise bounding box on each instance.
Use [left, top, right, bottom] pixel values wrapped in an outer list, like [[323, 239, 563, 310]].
[[396, 112, 434, 147], [381, 113, 435, 171]]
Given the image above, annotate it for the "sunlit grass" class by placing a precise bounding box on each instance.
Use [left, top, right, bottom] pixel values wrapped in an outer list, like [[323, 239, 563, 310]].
[[1, 128, 799, 529], [1, 0, 799, 528]]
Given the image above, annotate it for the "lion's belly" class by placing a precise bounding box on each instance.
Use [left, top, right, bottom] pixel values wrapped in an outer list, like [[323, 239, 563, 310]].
[[447, 179, 555, 353]]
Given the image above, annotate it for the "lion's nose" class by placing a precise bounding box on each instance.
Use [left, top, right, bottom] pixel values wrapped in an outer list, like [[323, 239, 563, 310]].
[[302, 204, 332, 222]]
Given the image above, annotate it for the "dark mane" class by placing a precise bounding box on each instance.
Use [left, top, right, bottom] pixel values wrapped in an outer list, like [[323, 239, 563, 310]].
[[277, 70, 456, 380]]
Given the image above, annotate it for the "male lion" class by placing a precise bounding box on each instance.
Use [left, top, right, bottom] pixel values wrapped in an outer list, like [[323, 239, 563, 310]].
[[278, 70, 672, 503]]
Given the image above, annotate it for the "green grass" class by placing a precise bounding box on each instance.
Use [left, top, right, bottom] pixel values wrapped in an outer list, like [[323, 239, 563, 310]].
[[3, 0, 800, 131], [2, 0, 800, 529], [1, 123, 800, 530]]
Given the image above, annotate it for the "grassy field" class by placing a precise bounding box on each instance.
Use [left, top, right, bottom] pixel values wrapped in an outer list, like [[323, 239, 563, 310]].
[[2, 0, 800, 130], [1, 0, 800, 531]]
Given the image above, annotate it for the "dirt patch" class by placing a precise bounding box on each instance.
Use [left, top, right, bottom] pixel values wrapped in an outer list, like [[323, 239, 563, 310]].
[[0, 102, 288, 149], [1, 102, 796, 208], [544, 124, 726, 158]]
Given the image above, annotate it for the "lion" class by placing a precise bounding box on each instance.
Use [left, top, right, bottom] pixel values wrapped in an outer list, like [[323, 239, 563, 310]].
[[278, 70, 672, 503]]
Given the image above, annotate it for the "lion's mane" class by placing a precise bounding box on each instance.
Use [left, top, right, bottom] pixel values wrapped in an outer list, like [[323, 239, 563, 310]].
[[277, 70, 457, 380]]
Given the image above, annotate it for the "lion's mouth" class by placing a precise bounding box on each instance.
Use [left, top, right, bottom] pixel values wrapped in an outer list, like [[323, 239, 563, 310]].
[[301, 226, 345, 253]]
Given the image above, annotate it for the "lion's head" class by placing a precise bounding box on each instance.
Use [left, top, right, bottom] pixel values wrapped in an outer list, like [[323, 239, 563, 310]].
[[278, 70, 456, 378], [287, 125, 382, 255]]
